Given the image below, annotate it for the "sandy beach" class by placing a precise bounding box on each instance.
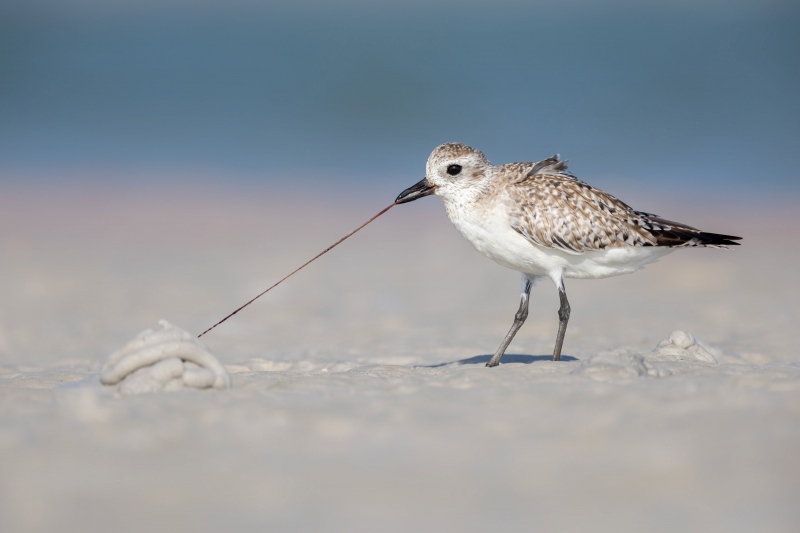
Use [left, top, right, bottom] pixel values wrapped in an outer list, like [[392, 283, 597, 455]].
[[1, 181, 798, 532]]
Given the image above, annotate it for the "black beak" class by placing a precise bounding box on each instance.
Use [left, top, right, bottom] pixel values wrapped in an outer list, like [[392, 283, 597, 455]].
[[395, 178, 436, 204]]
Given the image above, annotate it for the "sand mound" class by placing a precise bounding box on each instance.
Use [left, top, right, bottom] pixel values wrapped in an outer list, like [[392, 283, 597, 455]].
[[575, 330, 719, 380], [100, 320, 230, 395]]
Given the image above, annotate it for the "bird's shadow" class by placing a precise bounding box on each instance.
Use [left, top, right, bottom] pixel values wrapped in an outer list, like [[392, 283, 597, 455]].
[[422, 353, 578, 368]]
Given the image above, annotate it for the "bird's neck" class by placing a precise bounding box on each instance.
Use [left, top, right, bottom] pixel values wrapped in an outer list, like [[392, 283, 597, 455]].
[[442, 177, 495, 223]]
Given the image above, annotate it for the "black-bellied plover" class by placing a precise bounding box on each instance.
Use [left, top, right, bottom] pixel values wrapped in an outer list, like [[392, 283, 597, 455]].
[[395, 143, 741, 366]]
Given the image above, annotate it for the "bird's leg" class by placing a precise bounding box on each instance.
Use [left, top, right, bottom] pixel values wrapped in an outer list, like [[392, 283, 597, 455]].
[[486, 277, 533, 368], [552, 284, 570, 361]]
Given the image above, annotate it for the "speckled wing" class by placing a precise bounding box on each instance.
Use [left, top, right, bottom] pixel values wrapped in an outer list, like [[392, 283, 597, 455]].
[[505, 157, 740, 253]]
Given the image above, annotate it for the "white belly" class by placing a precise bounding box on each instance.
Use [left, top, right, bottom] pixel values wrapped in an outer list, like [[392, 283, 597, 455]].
[[447, 207, 674, 281]]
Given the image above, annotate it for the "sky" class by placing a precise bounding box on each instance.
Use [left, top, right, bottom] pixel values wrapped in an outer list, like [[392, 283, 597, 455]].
[[1, 0, 798, 198]]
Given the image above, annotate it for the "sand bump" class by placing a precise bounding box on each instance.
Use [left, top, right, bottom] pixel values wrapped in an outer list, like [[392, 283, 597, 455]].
[[100, 320, 230, 394]]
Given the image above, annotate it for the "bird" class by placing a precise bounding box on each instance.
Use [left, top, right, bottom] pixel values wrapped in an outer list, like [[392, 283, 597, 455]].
[[394, 143, 741, 367]]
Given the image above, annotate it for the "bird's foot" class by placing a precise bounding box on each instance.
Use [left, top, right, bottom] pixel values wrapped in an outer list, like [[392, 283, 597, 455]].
[[486, 356, 501, 368]]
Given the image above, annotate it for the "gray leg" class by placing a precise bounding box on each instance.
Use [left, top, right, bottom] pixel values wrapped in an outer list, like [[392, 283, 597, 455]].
[[486, 277, 533, 368], [552, 284, 570, 361]]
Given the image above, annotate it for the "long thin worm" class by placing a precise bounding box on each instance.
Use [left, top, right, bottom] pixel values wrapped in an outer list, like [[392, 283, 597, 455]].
[[198, 202, 395, 338]]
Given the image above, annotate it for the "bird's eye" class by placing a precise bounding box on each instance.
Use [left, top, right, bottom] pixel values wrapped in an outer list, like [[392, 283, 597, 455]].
[[447, 164, 462, 176]]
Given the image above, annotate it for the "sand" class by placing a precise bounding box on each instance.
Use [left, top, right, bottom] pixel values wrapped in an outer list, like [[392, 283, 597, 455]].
[[1, 182, 798, 532]]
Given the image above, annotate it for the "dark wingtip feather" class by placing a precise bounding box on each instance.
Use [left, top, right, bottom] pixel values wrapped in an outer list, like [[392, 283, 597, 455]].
[[654, 230, 742, 248], [695, 233, 742, 247], [640, 215, 741, 248]]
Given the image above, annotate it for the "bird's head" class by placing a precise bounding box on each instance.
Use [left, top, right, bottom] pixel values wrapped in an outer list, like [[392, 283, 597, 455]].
[[395, 143, 491, 205]]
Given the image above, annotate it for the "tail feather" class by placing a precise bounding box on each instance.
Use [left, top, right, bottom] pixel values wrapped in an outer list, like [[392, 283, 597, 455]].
[[653, 228, 742, 248], [637, 215, 742, 248]]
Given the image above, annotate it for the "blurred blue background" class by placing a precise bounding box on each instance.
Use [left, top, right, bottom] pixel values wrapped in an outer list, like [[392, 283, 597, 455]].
[[1, 0, 798, 198]]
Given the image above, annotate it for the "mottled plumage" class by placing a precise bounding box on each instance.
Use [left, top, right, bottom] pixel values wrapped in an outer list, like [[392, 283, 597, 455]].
[[503, 157, 739, 252], [395, 143, 741, 366]]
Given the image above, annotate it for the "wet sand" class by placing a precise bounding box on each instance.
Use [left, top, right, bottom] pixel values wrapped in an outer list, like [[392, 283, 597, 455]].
[[1, 182, 798, 532]]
